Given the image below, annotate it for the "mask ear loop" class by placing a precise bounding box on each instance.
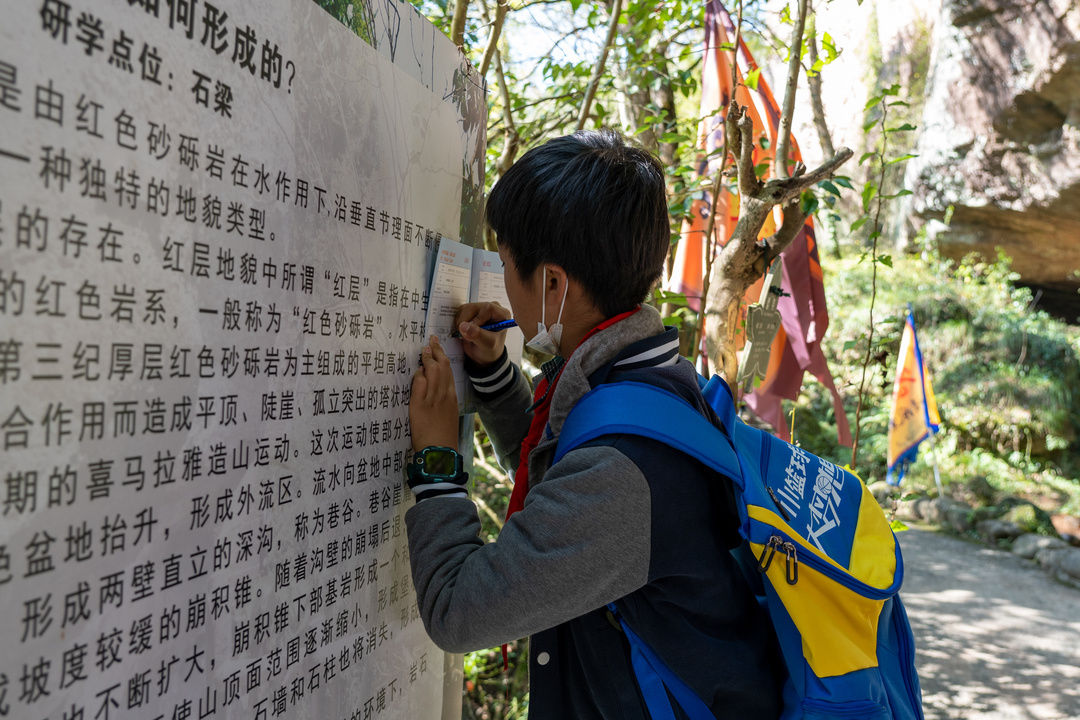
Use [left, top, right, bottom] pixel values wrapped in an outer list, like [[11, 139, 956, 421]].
[[539, 266, 549, 330], [552, 275, 569, 328], [538, 266, 569, 331]]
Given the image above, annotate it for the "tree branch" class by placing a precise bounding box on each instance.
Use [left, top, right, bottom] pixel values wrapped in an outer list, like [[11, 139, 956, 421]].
[[450, 0, 470, 49], [758, 199, 806, 272], [775, 0, 809, 179], [692, 0, 743, 370], [805, 8, 836, 159], [764, 146, 853, 205], [494, 50, 519, 177], [479, 0, 510, 77], [575, 0, 623, 131], [736, 107, 760, 197]]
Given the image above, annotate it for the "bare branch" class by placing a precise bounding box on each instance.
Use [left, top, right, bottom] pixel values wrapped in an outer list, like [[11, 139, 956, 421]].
[[575, 0, 623, 131], [450, 0, 470, 49], [472, 492, 505, 530], [521, 25, 592, 89], [736, 109, 760, 197], [775, 0, 809, 179], [805, 8, 836, 159], [758, 200, 807, 271], [479, 0, 510, 77], [494, 50, 519, 177], [764, 146, 853, 205], [724, 102, 741, 169]]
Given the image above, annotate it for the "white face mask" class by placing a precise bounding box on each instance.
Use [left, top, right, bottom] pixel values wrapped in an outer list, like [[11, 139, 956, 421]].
[[526, 267, 568, 356]]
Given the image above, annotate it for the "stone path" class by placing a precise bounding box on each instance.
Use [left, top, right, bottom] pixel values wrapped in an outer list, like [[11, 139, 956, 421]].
[[898, 527, 1080, 719]]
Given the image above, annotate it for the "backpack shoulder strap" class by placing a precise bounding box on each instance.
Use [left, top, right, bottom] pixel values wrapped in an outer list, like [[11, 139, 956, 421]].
[[554, 381, 744, 489]]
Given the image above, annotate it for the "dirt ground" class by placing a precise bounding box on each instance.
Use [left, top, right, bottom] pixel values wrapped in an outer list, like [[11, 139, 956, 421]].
[[898, 527, 1080, 720]]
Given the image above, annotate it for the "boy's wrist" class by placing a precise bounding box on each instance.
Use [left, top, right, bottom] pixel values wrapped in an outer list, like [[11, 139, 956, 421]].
[[464, 346, 509, 376]]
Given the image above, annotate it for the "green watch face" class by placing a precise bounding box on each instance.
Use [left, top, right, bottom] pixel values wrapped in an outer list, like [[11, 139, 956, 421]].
[[419, 448, 458, 476]]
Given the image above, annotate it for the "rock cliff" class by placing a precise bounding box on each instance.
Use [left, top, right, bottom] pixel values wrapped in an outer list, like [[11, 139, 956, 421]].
[[903, 0, 1080, 318]]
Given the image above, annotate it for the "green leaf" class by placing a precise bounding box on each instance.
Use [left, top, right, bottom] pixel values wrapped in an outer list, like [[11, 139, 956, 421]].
[[861, 182, 877, 211], [864, 95, 883, 110], [569, 0, 583, 11], [883, 83, 901, 96], [659, 132, 691, 144], [759, 136, 771, 150], [744, 67, 762, 91], [890, 519, 910, 532], [800, 191, 819, 216], [653, 289, 689, 307], [832, 176, 854, 189], [842, 339, 859, 351], [851, 217, 868, 232], [858, 151, 876, 165], [822, 32, 839, 61], [754, 162, 771, 178], [862, 117, 879, 133], [886, 153, 919, 165], [780, 4, 791, 23], [819, 180, 841, 197], [885, 123, 918, 133], [661, 315, 684, 328], [878, 253, 893, 268]]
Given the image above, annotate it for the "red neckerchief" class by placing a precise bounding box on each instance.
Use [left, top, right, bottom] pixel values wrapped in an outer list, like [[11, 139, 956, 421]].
[[503, 306, 641, 523]]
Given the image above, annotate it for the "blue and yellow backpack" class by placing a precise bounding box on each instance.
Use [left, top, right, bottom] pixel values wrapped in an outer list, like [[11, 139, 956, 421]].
[[554, 374, 924, 720]]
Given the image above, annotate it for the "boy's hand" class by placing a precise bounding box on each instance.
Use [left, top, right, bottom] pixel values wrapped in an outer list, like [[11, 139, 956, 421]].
[[454, 302, 511, 367], [410, 336, 459, 452]]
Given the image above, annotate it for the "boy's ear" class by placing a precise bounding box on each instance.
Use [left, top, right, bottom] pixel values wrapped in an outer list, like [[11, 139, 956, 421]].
[[543, 263, 568, 293]]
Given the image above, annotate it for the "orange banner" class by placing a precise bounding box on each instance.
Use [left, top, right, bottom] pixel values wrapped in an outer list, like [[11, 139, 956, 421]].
[[668, 0, 851, 445], [886, 308, 941, 484]]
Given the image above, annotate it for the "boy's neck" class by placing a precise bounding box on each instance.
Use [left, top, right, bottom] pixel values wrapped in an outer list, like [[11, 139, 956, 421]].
[[561, 305, 640, 358]]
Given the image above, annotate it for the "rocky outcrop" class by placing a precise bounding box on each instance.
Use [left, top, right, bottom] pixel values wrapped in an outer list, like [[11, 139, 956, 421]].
[[903, 0, 1080, 317]]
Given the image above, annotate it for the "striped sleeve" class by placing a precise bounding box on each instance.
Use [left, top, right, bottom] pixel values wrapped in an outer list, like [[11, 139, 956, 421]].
[[465, 349, 520, 401]]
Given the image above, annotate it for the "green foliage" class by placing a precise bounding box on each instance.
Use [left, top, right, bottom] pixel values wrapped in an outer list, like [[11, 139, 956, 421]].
[[793, 250, 1080, 514], [462, 643, 530, 720], [315, 0, 378, 44]]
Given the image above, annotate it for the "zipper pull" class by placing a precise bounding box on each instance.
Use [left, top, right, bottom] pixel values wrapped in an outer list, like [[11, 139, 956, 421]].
[[766, 486, 792, 522], [783, 541, 799, 585], [758, 535, 782, 573]]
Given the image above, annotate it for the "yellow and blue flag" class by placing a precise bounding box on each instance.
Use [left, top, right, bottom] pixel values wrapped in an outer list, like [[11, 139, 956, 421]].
[[887, 307, 941, 484]]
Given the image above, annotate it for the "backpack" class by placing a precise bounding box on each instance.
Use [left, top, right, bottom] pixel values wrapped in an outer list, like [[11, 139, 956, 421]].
[[554, 374, 924, 720]]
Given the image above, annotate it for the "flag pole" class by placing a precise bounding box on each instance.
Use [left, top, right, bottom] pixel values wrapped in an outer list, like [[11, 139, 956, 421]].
[[925, 429, 945, 498]]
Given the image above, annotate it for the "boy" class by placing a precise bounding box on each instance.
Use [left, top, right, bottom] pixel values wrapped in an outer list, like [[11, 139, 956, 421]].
[[406, 129, 783, 719]]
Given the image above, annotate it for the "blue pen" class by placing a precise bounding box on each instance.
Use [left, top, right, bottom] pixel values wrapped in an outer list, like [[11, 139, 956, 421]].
[[450, 318, 517, 338], [479, 319, 518, 332]]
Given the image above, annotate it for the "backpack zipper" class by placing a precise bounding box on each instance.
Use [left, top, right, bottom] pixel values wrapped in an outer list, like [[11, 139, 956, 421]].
[[757, 535, 799, 585], [754, 526, 899, 600], [893, 598, 925, 718]]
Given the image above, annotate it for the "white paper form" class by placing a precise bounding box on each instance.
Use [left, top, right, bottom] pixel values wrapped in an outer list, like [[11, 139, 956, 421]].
[[425, 238, 474, 411], [471, 249, 525, 367]]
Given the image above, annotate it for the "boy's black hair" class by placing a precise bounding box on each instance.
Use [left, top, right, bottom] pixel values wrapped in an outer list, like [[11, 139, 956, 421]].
[[486, 129, 670, 318]]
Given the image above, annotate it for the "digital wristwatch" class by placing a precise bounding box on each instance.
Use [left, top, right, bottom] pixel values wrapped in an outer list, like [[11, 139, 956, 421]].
[[406, 446, 468, 501]]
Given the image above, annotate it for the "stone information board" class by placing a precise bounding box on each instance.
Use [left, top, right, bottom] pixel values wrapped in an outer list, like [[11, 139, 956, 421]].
[[0, 1, 485, 718]]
